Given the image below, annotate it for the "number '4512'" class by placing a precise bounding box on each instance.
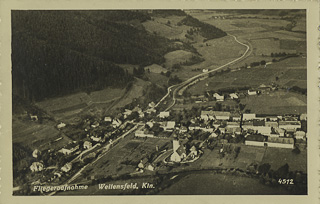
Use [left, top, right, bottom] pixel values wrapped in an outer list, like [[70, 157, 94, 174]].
[[278, 179, 294, 185]]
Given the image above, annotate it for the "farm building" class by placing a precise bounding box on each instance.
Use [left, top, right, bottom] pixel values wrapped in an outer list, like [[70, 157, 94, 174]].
[[226, 121, 240, 128], [58, 143, 79, 155], [266, 116, 278, 121], [159, 111, 170, 118], [247, 90, 257, 96], [265, 121, 278, 128], [135, 130, 154, 138], [91, 136, 102, 142], [163, 121, 176, 132], [231, 113, 241, 121], [200, 110, 215, 121], [267, 137, 294, 149], [245, 134, 266, 147], [279, 121, 301, 131], [243, 113, 256, 121], [213, 111, 230, 120]]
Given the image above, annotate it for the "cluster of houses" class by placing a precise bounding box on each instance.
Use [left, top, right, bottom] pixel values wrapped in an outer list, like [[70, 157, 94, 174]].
[[189, 84, 277, 103], [134, 109, 307, 151]]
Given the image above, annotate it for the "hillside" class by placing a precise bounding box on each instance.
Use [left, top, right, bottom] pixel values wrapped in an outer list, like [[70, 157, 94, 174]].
[[11, 10, 174, 101], [179, 15, 227, 40]]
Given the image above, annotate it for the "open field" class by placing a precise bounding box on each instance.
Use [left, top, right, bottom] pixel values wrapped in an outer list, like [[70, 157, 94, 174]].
[[261, 147, 307, 172], [164, 50, 194, 68], [12, 117, 71, 151], [145, 72, 168, 87], [88, 88, 124, 103], [144, 64, 167, 74], [158, 172, 290, 195], [142, 16, 191, 40], [174, 35, 247, 80], [241, 91, 307, 115]]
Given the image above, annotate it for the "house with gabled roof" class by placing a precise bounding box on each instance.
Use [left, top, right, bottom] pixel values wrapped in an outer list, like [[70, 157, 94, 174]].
[[159, 111, 170, 118], [243, 113, 256, 121], [213, 93, 224, 101]]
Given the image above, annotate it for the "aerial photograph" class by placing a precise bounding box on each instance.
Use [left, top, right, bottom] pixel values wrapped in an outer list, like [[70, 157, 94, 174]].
[[12, 9, 307, 195]]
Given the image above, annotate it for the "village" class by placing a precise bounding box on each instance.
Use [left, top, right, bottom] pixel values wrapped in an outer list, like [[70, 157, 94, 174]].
[[26, 82, 307, 191]]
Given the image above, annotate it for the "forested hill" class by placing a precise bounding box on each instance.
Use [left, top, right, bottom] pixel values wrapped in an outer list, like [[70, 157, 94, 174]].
[[12, 10, 174, 101], [179, 15, 227, 40]]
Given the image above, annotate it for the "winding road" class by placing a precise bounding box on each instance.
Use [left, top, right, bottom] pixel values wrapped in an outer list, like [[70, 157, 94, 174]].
[[155, 34, 251, 111]]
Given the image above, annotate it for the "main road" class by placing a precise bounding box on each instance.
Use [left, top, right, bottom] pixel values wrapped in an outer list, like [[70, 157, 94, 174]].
[[155, 34, 251, 111]]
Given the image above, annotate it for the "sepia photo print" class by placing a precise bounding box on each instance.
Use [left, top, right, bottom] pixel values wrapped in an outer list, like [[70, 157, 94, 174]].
[[11, 9, 309, 196]]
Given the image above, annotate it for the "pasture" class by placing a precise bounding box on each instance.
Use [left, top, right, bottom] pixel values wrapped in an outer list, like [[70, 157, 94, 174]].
[[261, 147, 307, 173]]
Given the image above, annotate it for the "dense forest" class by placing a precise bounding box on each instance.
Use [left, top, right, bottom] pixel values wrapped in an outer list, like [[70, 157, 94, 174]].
[[12, 10, 175, 101], [179, 15, 227, 40]]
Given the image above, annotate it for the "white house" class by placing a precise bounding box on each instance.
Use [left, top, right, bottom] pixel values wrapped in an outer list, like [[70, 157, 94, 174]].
[[149, 102, 156, 108], [243, 113, 256, 121], [57, 122, 66, 129], [248, 90, 257, 96], [163, 121, 176, 132], [104, 117, 112, 122], [32, 149, 40, 158], [30, 162, 44, 172], [229, 93, 239, 99], [83, 141, 92, 149], [112, 119, 122, 128], [91, 136, 102, 142], [295, 131, 306, 140], [202, 69, 209, 73], [146, 121, 154, 128], [58, 144, 79, 155], [213, 93, 224, 101], [61, 163, 72, 172], [159, 111, 170, 118], [300, 113, 307, 121]]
